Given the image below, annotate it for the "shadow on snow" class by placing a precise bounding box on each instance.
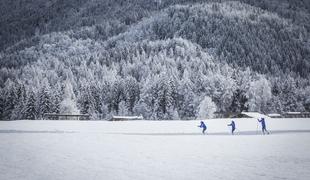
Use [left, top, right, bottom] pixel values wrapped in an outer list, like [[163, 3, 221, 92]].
[[118, 130, 310, 136]]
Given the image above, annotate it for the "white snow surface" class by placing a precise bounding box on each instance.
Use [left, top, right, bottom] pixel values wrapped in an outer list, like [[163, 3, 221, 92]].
[[1, 118, 310, 180]]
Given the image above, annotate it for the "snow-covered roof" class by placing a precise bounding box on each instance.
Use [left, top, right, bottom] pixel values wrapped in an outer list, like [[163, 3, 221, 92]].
[[111, 116, 143, 120], [285, 112, 301, 115], [241, 112, 270, 119], [268, 113, 282, 117]]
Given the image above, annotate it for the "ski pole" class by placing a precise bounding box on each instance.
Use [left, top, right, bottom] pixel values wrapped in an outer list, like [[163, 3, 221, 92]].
[[256, 122, 259, 134]]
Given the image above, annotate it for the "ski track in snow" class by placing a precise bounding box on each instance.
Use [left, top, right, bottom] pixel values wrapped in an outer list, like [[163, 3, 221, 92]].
[[0, 118, 310, 180]]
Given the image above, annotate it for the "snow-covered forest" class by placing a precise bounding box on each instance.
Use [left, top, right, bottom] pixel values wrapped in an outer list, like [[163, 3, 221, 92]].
[[0, 0, 310, 120]]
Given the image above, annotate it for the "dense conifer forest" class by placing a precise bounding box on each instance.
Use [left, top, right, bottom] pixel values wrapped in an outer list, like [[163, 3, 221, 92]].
[[0, 0, 309, 120]]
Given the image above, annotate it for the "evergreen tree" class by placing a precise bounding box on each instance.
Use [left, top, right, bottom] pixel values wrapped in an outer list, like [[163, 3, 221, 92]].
[[23, 90, 37, 120], [0, 90, 5, 120], [109, 79, 125, 114], [230, 89, 248, 113], [60, 80, 79, 114], [38, 85, 53, 119], [280, 77, 305, 112], [79, 86, 97, 118], [124, 77, 140, 114], [198, 96, 217, 119], [52, 88, 61, 114], [11, 84, 27, 120], [118, 101, 129, 116], [155, 74, 177, 119], [2, 83, 17, 120], [178, 69, 197, 119], [90, 85, 103, 116]]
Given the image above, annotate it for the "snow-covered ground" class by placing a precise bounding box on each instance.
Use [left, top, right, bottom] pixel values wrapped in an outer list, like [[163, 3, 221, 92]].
[[0, 118, 310, 180]]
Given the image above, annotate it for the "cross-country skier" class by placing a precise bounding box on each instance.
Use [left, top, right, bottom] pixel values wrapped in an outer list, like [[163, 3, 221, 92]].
[[198, 121, 207, 134], [258, 118, 270, 134], [227, 120, 236, 135]]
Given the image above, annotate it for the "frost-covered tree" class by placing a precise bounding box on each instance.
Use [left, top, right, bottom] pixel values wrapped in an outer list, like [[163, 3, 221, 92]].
[[279, 77, 305, 112], [51, 87, 61, 114], [178, 69, 197, 119], [60, 81, 79, 114], [118, 101, 129, 116], [198, 96, 217, 119], [230, 89, 248, 113], [246, 76, 272, 113], [79, 85, 97, 118], [2, 80, 18, 120], [0, 91, 4, 120], [109, 78, 125, 114], [133, 100, 150, 119], [124, 77, 140, 114], [304, 87, 310, 112], [154, 74, 177, 120], [23, 90, 37, 120], [38, 85, 53, 119]]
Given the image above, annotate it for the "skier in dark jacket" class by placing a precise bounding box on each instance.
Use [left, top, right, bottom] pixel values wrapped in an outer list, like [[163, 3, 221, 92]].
[[227, 120, 236, 135], [258, 118, 270, 134], [198, 121, 207, 134]]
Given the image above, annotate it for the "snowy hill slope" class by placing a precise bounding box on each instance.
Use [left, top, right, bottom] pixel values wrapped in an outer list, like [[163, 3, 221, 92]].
[[0, 118, 309, 180]]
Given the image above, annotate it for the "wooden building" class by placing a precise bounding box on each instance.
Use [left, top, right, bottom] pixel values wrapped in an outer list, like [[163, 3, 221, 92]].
[[43, 113, 90, 120], [282, 112, 310, 118], [109, 115, 143, 121], [267, 113, 282, 118]]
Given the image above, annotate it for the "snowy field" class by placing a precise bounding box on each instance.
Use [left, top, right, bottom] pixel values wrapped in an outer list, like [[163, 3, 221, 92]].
[[1, 118, 310, 180]]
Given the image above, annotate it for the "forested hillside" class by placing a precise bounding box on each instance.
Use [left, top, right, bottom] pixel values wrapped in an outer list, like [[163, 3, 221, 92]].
[[0, 0, 309, 120]]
